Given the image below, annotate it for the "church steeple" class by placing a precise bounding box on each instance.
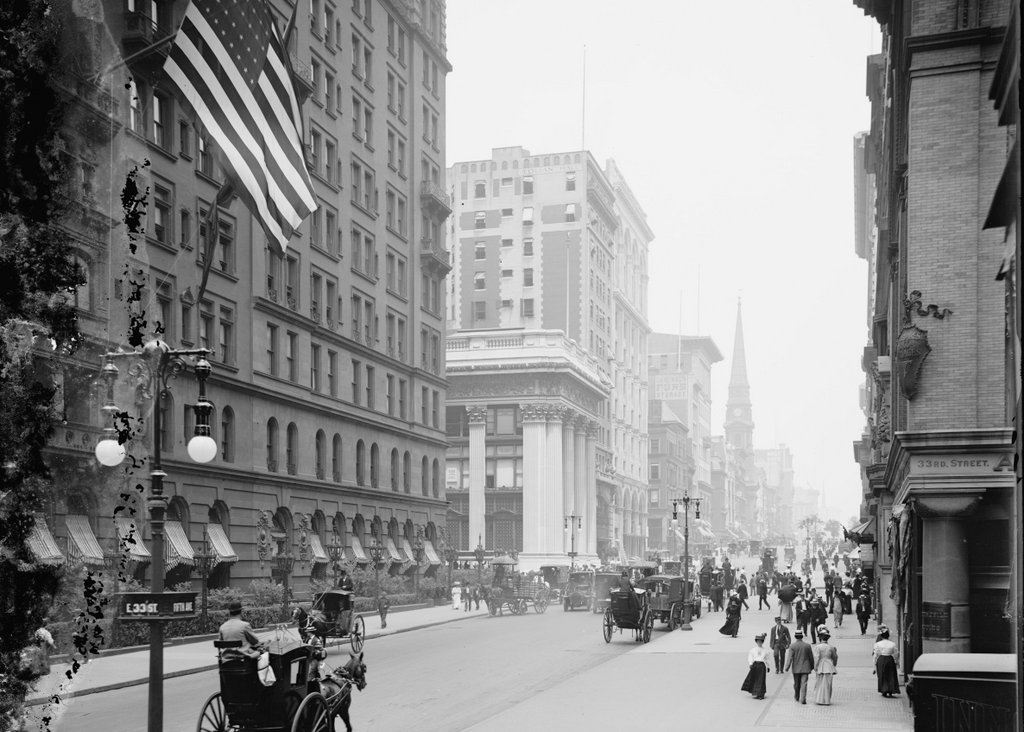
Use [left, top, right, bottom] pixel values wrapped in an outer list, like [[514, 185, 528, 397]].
[[725, 298, 754, 451]]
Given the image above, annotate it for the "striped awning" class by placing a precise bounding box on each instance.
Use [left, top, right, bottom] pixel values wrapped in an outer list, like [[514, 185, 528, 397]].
[[401, 537, 418, 563], [348, 535, 369, 564], [65, 514, 104, 566], [422, 539, 442, 566], [115, 517, 151, 563], [27, 516, 64, 566], [385, 536, 404, 562], [164, 520, 194, 570], [308, 534, 329, 565], [207, 523, 238, 565]]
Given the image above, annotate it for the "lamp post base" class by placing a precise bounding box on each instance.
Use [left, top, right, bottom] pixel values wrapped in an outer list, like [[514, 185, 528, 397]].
[[680, 601, 694, 631]]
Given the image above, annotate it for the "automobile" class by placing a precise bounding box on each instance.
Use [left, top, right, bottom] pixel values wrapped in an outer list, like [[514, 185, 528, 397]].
[[562, 570, 595, 611]]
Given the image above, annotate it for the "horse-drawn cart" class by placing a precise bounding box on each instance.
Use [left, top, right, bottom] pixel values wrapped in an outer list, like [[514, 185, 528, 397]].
[[295, 589, 366, 652], [487, 578, 550, 616], [602, 588, 654, 643], [196, 637, 367, 732]]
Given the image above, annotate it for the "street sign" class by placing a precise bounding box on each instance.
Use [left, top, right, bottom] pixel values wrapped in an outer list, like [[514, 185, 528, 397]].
[[120, 591, 198, 621]]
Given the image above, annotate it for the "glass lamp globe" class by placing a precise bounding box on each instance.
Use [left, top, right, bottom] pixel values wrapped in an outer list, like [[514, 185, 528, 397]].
[[187, 435, 217, 463], [95, 438, 126, 467]]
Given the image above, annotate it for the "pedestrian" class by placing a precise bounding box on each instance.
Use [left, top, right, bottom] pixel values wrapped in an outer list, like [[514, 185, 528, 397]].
[[376, 590, 390, 629], [812, 626, 838, 705], [711, 579, 724, 612], [824, 572, 834, 606], [873, 628, 901, 697], [811, 556, 817, 571], [785, 630, 815, 704], [830, 588, 845, 628], [769, 616, 791, 673], [736, 580, 750, 610], [875, 623, 889, 643], [808, 598, 827, 643], [473, 583, 481, 610], [740, 633, 771, 699], [451, 582, 460, 610], [795, 594, 810, 636], [462, 583, 471, 611], [856, 594, 872, 635], [719, 593, 742, 638], [757, 575, 770, 610], [778, 584, 795, 623]]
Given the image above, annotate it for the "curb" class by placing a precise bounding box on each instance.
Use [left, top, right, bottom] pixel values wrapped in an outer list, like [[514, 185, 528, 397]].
[[25, 611, 485, 708]]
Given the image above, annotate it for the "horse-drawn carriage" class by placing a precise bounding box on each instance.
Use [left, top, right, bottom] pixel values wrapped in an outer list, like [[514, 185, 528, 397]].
[[602, 587, 654, 643], [539, 564, 571, 603], [197, 636, 367, 732], [761, 547, 778, 574], [592, 571, 622, 614], [643, 574, 702, 631], [487, 577, 550, 616], [562, 570, 594, 611], [295, 589, 366, 652]]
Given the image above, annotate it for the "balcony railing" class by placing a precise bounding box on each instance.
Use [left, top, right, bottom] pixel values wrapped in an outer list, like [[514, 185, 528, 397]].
[[419, 237, 452, 274], [289, 53, 315, 97], [287, 462, 297, 476], [419, 179, 452, 218]]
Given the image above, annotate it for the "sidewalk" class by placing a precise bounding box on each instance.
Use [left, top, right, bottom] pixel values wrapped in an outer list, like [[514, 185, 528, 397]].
[[469, 576, 913, 731], [26, 601, 488, 707]]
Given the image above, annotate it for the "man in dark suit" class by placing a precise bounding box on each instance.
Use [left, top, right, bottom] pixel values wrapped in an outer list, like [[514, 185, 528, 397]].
[[784, 630, 815, 704], [769, 616, 791, 673]]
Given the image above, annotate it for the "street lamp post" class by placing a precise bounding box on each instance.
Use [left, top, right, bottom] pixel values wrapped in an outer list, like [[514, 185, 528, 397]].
[[672, 492, 702, 631], [194, 528, 215, 626], [367, 537, 386, 608], [564, 515, 581, 570], [326, 537, 343, 586], [274, 553, 294, 620], [474, 536, 485, 585], [93, 342, 216, 732], [442, 543, 458, 597], [412, 533, 424, 593]]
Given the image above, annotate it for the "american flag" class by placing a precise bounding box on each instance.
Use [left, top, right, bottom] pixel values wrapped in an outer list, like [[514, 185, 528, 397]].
[[163, 0, 317, 252]]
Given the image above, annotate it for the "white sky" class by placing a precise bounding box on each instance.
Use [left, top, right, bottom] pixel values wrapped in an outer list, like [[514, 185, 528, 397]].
[[445, 0, 881, 526]]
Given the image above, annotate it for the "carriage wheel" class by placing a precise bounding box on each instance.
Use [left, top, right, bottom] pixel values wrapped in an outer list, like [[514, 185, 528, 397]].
[[488, 600, 497, 616], [350, 615, 366, 653], [535, 595, 548, 614], [643, 612, 654, 643], [519, 599, 529, 615], [667, 604, 678, 632], [602, 609, 614, 643], [291, 692, 332, 732], [563, 598, 570, 612], [195, 692, 229, 732]]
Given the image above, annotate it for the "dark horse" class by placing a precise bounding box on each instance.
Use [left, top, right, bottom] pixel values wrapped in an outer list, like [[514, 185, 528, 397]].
[[319, 651, 367, 732], [292, 605, 331, 646]]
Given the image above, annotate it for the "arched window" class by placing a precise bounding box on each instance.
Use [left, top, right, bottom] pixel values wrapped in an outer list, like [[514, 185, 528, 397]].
[[315, 430, 326, 479], [266, 418, 279, 472], [356, 440, 366, 485], [272, 507, 293, 556], [421, 455, 429, 496], [311, 510, 328, 580], [403, 451, 411, 493], [73, 254, 91, 311], [167, 495, 190, 531], [332, 434, 342, 482], [158, 392, 174, 453], [432, 458, 440, 498], [220, 407, 234, 462], [286, 423, 298, 475], [370, 443, 380, 488], [390, 448, 399, 491]]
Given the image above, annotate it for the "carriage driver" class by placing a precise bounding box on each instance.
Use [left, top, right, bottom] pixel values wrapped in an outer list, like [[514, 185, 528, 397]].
[[218, 601, 264, 660]]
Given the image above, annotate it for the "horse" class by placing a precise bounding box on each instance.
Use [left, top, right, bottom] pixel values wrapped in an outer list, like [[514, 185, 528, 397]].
[[319, 651, 367, 732], [291, 605, 330, 646]]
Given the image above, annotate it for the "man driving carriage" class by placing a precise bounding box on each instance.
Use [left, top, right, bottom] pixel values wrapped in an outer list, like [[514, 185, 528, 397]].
[[218, 601, 264, 660]]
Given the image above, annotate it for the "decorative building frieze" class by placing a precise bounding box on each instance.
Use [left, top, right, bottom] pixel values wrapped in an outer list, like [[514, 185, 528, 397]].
[[466, 405, 488, 423], [520, 402, 549, 422]]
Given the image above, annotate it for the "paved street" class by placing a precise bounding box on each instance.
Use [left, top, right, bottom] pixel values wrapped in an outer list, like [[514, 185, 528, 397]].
[[26, 567, 913, 732]]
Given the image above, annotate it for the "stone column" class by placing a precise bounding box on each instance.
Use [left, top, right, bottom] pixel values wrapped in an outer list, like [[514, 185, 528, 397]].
[[521, 404, 548, 557], [585, 422, 598, 556], [574, 421, 588, 556], [916, 494, 981, 654], [467, 406, 487, 551], [562, 414, 576, 555], [544, 407, 565, 555]]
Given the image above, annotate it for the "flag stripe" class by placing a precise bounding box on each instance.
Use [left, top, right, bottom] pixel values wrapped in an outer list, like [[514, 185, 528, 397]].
[[163, 0, 317, 252]]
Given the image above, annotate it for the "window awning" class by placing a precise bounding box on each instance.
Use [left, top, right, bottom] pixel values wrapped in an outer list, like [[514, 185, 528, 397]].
[[385, 536, 404, 562], [65, 514, 104, 566], [422, 539, 442, 566], [348, 535, 369, 565], [115, 517, 151, 563], [401, 537, 418, 563], [27, 516, 64, 566], [207, 523, 238, 565], [164, 520, 194, 570], [308, 534, 330, 565]]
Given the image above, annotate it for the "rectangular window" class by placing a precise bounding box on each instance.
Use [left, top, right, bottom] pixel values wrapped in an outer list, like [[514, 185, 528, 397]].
[[420, 327, 428, 367], [179, 208, 191, 248], [178, 120, 191, 157], [218, 307, 234, 364], [156, 285, 173, 342], [327, 349, 337, 396], [387, 130, 395, 169], [286, 331, 298, 381], [398, 377, 407, 418], [310, 343, 321, 391], [351, 34, 362, 76], [421, 386, 429, 425], [365, 364, 374, 409], [474, 272, 486, 289], [475, 241, 486, 259], [522, 206, 534, 224], [523, 238, 534, 256], [153, 186, 171, 244], [325, 72, 334, 110], [351, 97, 362, 139], [397, 317, 406, 360], [523, 176, 533, 194], [129, 79, 142, 133], [397, 138, 406, 175], [181, 301, 193, 343], [310, 272, 322, 321], [286, 256, 299, 309], [198, 134, 213, 176], [324, 140, 336, 183], [473, 301, 486, 321], [325, 209, 336, 254], [566, 171, 576, 191], [501, 238, 513, 248], [649, 464, 660, 480], [152, 92, 169, 147], [523, 268, 534, 286], [364, 107, 373, 146], [199, 305, 213, 349], [386, 373, 395, 415], [431, 390, 439, 428], [351, 358, 361, 404], [521, 298, 534, 317], [363, 298, 374, 343], [501, 208, 513, 218]]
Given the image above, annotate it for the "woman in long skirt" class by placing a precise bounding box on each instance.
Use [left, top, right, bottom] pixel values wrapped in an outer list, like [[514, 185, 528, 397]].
[[830, 589, 844, 628], [873, 629, 901, 697], [813, 627, 838, 705], [741, 634, 770, 699], [719, 594, 742, 637]]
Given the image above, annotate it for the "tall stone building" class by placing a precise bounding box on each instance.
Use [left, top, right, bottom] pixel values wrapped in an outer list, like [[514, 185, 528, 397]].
[[851, 0, 1017, 716], [444, 147, 650, 566], [35, 0, 453, 594]]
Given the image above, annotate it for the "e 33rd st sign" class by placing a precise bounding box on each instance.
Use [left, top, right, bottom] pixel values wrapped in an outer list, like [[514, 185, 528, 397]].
[[120, 591, 198, 621]]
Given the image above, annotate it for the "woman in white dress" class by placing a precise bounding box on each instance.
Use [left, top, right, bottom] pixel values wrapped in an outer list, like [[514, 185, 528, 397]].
[[813, 626, 838, 705]]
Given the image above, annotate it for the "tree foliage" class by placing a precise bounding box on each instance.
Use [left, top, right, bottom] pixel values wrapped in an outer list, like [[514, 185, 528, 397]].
[[0, 1, 84, 727]]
